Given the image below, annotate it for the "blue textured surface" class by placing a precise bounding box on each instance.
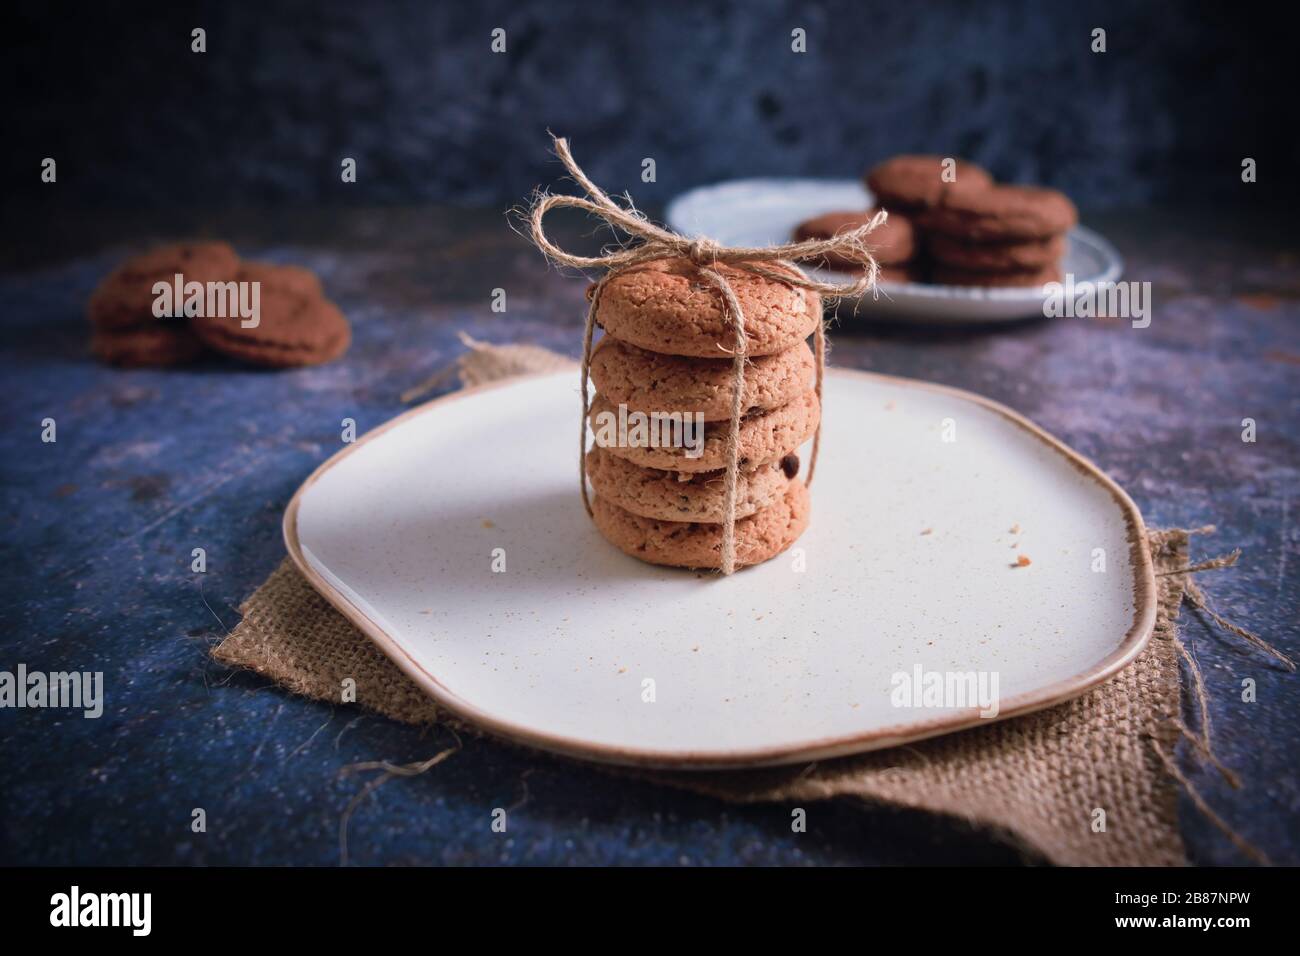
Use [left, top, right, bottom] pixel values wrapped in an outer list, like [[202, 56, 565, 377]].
[[0, 205, 1296, 865], [8, 0, 1294, 214]]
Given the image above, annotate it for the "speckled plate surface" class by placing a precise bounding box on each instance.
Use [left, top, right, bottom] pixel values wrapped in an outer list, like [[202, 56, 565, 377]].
[[665, 177, 1123, 323], [285, 369, 1155, 769]]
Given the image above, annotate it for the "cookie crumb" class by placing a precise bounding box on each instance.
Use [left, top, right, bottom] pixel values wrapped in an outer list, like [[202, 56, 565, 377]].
[[1015, 554, 1032, 567], [1009, 523, 1021, 534], [481, 519, 495, 529], [920, 527, 933, 536]]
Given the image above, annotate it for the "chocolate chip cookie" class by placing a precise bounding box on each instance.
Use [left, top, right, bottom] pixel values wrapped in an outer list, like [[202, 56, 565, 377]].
[[589, 389, 819, 474], [586, 446, 794, 523], [591, 479, 810, 569], [589, 336, 814, 422]]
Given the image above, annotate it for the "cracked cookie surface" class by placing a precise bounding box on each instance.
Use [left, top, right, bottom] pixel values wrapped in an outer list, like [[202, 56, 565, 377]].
[[592, 479, 810, 569], [589, 389, 819, 473], [586, 446, 794, 522], [594, 257, 820, 358], [589, 336, 814, 421]]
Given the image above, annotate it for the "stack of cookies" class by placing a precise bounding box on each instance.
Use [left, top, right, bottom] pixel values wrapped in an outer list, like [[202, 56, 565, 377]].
[[869, 154, 1076, 288], [87, 241, 350, 368], [792, 154, 1076, 289], [584, 257, 820, 570]]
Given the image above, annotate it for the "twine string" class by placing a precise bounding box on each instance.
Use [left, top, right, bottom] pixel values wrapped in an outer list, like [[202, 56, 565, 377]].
[[1152, 533, 1292, 864], [526, 134, 882, 573]]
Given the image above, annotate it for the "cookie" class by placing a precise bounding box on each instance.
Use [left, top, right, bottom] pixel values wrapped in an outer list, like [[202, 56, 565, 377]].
[[931, 264, 1063, 288], [918, 185, 1077, 241], [589, 389, 819, 474], [589, 336, 813, 422], [792, 209, 915, 267], [927, 233, 1066, 272], [188, 267, 350, 368], [592, 479, 810, 569], [822, 263, 920, 283], [237, 260, 323, 298], [594, 257, 821, 358], [91, 323, 205, 368], [866, 155, 993, 212], [88, 241, 240, 331], [586, 446, 795, 523]]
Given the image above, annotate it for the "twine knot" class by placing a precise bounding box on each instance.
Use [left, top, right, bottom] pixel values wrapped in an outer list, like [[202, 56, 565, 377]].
[[686, 237, 720, 267], [524, 134, 884, 575]]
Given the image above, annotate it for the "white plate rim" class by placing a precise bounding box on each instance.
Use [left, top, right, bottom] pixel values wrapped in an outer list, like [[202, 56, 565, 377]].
[[282, 369, 1157, 770]]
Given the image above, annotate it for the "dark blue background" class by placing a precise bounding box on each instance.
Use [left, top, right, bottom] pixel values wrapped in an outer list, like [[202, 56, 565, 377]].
[[8, 0, 1292, 213]]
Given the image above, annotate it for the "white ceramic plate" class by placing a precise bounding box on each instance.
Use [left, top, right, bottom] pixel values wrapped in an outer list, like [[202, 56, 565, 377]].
[[286, 370, 1155, 769], [664, 178, 1124, 323]]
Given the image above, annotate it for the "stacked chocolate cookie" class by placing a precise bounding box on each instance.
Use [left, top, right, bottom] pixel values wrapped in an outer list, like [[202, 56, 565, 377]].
[[868, 154, 1076, 288], [918, 186, 1075, 287], [585, 257, 820, 570], [87, 241, 350, 368], [793, 208, 920, 283], [791, 155, 1077, 289]]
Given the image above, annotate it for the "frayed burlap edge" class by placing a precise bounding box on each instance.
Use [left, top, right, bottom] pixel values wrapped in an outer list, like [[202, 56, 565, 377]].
[[212, 339, 1279, 866]]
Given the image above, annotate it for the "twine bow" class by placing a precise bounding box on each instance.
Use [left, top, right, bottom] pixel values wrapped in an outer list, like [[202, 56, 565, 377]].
[[526, 134, 886, 574]]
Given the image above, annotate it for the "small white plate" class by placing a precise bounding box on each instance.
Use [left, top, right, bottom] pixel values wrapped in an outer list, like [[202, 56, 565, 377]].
[[286, 370, 1155, 769], [665, 178, 1124, 323]]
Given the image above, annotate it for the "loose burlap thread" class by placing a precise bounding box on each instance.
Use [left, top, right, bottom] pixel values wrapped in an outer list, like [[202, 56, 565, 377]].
[[524, 135, 884, 573], [213, 339, 1290, 866]]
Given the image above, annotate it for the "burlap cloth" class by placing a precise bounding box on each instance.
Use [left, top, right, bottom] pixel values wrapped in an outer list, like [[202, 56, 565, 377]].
[[213, 339, 1269, 866]]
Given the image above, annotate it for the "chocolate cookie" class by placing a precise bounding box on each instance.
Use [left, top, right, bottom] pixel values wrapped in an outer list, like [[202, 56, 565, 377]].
[[91, 324, 205, 368], [586, 447, 793, 523], [589, 337, 814, 422], [928, 233, 1066, 272], [866, 155, 993, 212], [931, 264, 1063, 288], [918, 185, 1077, 241], [88, 241, 241, 331], [589, 389, 819, 474], [237, 260, 323, 298], [792, 209, 915, 268], [188, 265, 350, 368], [592, 479, 810, 569], [594, 257, 820, 358]]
